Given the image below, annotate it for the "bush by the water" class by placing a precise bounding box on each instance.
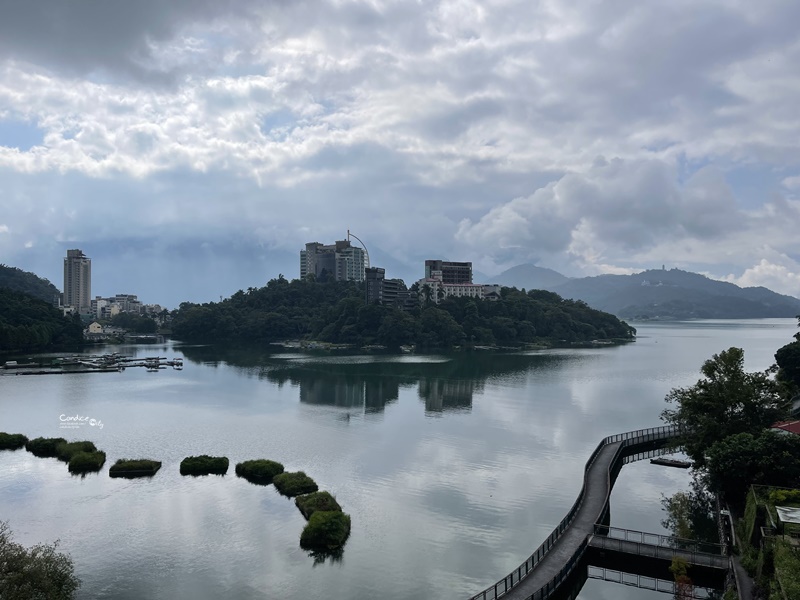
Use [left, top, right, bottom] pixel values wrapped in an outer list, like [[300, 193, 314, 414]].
[[273, 471, 318, 497], [235, 459, 284, 484], [25, 437, 67, 457], [68, 451, 106, 473], [0, 520, 81, 599], [109, 459, 162, 478], [0, 432, 28, 450], [295, 491, 342, 520], [299, 511, 351, 550], [180, 455, 229, 475], [55, 441, 97, 463]]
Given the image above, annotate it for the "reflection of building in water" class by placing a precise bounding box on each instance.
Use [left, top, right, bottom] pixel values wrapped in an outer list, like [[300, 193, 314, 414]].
[[300, 378, 364, 408], [418, 378, 475, 413], [299, 376, 399, 413], [365, 379, 400, 413]]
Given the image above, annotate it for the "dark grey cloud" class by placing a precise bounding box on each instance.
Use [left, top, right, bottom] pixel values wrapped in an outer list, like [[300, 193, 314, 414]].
[[0, 0, 257, 82]]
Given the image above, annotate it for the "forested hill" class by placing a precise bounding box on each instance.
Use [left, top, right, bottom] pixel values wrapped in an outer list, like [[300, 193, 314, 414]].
[[553, 268, 800, 319], [0, 288, 84, 353], [171, 277, 636, 348], [0, 264, 61, 304], [489, 264, 800, 319]]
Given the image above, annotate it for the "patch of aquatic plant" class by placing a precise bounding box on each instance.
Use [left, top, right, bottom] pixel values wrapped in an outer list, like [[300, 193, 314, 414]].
[[235, 459, 284, 484], [25, 437, 67, 458], [109, 459, 162, 478], [0, 433, 28, 450], [299, 511, 351, 550], [273, 471, 318, 497], [68, 451, 106, 473], [180, 455, 229, 476], [295, 491, 342, 520], [55, 441, 97, 463]]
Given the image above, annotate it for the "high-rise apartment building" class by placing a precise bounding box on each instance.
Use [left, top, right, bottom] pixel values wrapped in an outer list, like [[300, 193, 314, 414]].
[[300, 239, 368, 281], [63, 249, 92, 313]]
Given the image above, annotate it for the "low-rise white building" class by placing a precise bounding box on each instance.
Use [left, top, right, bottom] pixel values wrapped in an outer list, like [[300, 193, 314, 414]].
[[416, 272, 503, 304]]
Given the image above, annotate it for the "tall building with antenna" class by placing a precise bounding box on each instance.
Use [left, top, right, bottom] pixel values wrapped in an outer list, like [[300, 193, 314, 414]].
[[63, 249, 92, 313], [300, 234, 368, 282]]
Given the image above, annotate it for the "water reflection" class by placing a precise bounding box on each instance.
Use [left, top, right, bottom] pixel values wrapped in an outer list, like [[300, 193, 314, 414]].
[[179, 345, 580, 417]]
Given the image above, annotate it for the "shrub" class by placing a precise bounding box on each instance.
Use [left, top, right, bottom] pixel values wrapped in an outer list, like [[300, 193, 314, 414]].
[[25, 437, 67, 458], [235, 459, 284, 484], [55, 441, 97, 463], [769, 489, 800, 505], [295, 491, 342, 520], [0, 433, 28, 450], [300, 511, 351, 550], [109, 459, 162, 478], [68, 451, 106, 474], [273, 471, 318, 497], [0, 520, 81, 599], [180, 455, 229, 476]]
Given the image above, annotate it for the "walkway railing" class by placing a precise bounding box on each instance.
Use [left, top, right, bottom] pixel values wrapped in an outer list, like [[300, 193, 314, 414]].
[[468, 425, 681, 600], [594, 525, 725, 556], [587, 567, 718, 599]]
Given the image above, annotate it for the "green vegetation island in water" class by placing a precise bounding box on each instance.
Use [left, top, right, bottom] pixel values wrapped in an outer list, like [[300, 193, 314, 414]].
[[273, 471, 318, 497], [235, 459, 285, 484], [180, 455, 229, 476], [0, 432, 28, 450], [171, 277, 635, 350], [109, 459, 162, 478]]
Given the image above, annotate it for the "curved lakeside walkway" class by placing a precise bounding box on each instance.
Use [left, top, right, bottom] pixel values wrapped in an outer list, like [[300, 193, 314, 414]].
[[469, 426, 682, 600]]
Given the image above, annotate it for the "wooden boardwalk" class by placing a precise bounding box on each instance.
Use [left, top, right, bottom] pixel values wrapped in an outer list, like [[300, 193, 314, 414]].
[[495, 441, 622, 600], [469, 426, 690, 600]]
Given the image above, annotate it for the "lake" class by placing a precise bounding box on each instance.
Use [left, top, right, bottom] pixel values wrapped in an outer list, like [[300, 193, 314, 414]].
[[0, 319, 794, 599]]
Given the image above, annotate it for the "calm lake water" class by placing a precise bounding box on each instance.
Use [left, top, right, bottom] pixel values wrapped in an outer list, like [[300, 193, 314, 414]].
[[0, 319, 794, 600]]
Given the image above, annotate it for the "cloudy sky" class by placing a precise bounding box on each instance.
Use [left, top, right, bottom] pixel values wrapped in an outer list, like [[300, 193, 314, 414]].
[[1, 0, 799, 307]]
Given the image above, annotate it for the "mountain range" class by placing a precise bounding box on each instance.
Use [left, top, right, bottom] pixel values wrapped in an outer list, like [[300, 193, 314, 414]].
[[3, 261, 799, 321], [487, 265, 800, 320]]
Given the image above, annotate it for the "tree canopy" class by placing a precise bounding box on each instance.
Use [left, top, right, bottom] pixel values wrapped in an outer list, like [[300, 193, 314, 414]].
[[0, 521, 81, 599], [661, 347, 788, 467], [704, 431, 800, 501], [0, 288, 84, 353], [170, 277, 636, 349], [0, 264, 61, 304]]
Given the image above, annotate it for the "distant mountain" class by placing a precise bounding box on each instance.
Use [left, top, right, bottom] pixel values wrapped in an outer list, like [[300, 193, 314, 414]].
[[489, 264, 571, 290], [549, 268, 800, 319], [0, 264, 61, 304]]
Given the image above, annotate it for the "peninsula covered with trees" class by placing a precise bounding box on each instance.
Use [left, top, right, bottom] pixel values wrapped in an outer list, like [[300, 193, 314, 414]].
[[171, 277, 636, 348]]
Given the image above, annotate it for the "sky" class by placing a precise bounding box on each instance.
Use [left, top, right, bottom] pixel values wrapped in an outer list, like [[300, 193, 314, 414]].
[[1, 0, 800, 308]]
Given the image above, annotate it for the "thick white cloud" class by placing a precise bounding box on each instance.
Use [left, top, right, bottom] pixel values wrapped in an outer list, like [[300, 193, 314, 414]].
[[0, 0, 799, 301], [456, 158, 743, 271], [724, 257, 800, 298]]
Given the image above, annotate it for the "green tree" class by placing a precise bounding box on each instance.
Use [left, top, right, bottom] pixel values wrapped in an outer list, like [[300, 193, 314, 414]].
[[0, 521, 80, 599], [661, 347, 788, 467], [775, 340, 800, 389], [704, 431, 800, 502]]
